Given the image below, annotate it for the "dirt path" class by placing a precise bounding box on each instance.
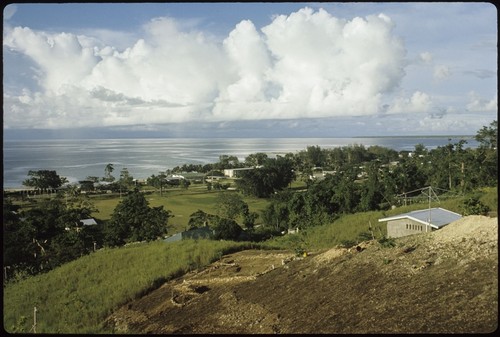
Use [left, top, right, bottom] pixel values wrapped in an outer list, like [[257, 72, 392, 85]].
[[105, 216, 498, 334]]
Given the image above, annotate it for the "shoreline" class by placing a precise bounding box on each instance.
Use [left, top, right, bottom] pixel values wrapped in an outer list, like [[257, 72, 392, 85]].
[[3, 137, 481, 190]]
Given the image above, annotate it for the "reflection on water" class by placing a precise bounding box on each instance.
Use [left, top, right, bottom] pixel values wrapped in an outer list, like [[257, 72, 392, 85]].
[[3, 137, 477, 188]]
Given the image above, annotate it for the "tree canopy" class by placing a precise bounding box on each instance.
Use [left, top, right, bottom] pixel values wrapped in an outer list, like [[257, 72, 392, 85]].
[[213, 217, 242, 240], [475, 120, 497, 149], [236, 156, 295, 198], [104, 189, 171, 246], [23, 170, 68, 190]]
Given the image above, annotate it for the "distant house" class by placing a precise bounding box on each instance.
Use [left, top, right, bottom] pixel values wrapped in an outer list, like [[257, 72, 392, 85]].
[[205, 175, 223, 182], [223, 167, 255, 178], [165, 175, 185, 185], [309, 167, 336, 181], [378, 207, 462, 238], [79, 218, 98, 226], [66, 218, 98, 232], [164, 226, 214, 243]]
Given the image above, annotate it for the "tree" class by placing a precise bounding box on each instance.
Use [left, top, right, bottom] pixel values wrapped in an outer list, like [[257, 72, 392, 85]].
[[78, 180, 95, 192], [242, 210, 259, 230], [329, 168, 361, 214], [104, 163, 115, 182], [119, 167, 134, 191], [471, 120, 498, 188], [217, 155, 240, 169], [241, 204, 259, 230], [213, 217, 242, 240], [215, 192, 247, 220], [236, 156, 295, 198], [475, 120, 497, 149], [261, 200, 289, 232], [426, 140, 468, 191], [179, 178, 191, 190], [158, 171, 166, 195], [3, 196, 100, 276], [3, 199, 37, 276], [357, 161, 385, 211], [188, 209, 211, 228], [303, 145, 327, 168], [23, 170, 68, 190], [235, 169, 273, 198], [244, 152, 268, 167], [105, 189, 171, 246], [148, 172, 167, 195], [60, 184, 98, 215], [85, 176, 100, 183], [461, 196, 490, 216], [391, 156, 427, 193]]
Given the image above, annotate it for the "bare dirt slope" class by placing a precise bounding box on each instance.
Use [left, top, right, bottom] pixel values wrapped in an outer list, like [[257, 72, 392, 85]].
[[105, 215, 498, 334]]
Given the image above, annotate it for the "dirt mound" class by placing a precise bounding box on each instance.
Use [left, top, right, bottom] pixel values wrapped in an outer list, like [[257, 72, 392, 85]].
[[105, 216, 498, 334]]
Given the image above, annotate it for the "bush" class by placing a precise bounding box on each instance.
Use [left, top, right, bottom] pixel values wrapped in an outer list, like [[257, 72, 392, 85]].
[[213, 218, 243, 240], [340, 239, 356, 248], [377, 236, 396, 248], [461, 196, 490, 216]]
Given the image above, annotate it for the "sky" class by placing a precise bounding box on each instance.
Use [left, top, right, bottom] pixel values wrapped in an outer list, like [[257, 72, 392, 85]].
[[2, 2, 498, 138]]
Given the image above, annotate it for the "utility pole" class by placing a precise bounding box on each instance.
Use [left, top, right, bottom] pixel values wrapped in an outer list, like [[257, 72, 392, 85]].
[[29, 306, 37, 333], [427, 186, 432, 232], [4, 266, 10, 281], [159, 171, 165, 197]]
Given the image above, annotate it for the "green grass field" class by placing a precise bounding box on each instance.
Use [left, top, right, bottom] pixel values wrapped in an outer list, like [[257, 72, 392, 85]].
[[90, 185, 270, 234]]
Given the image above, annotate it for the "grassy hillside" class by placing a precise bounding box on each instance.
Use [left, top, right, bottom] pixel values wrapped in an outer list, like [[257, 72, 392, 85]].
[[4, 186, 496, 333], [269, 186, 498, 251], [3, 240, 269, 333]]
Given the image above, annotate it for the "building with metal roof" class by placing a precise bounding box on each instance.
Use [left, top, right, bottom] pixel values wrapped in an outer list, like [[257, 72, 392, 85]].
[[79, 218, 98, 226], [378, 207, 462, 238]]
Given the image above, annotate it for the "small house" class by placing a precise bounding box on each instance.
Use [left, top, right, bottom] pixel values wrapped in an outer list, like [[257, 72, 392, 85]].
[[67, 218, 98, 232], [378, 207, 462, 238], [223, 167, 254, 178], [79, 218, 98, 227]]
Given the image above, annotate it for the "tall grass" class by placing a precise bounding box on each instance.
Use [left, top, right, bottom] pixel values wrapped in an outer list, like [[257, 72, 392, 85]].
[[270, 186, 498, 251], [3, 239, 266, 333]]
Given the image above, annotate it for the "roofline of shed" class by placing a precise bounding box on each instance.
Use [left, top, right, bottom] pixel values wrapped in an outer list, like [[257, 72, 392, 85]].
[[378, 215, 438, 228]]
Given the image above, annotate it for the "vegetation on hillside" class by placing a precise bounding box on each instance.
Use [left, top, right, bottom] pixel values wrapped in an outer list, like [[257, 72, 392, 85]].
[[3, 121, 497, 333], [3, 240, 267, 333]]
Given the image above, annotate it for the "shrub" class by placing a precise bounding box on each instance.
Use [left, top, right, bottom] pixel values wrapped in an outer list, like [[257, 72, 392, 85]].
[[213, 218, 243, 240], [378, 236, 396, 248], [461, 196, 490, 216], [340, 239, 356, 248]]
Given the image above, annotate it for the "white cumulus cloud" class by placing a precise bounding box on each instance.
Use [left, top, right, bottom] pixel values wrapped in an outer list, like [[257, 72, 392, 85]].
[[387, 91, 433, 114], [3, 7, 425, 129], [466, 91, 498, 112], [433, 65, 451, 81]]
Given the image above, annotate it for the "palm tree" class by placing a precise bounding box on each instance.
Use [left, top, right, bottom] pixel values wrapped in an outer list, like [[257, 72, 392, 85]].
[[104, 163, 115, 182]]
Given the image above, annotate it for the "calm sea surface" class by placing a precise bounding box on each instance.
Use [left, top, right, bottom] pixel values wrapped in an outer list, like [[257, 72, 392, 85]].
[[3, 137, 478, 188]]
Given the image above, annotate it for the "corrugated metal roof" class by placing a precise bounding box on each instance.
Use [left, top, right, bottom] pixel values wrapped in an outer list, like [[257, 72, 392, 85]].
[[378, 207, 462, 229], [79, 218, 97, 226]]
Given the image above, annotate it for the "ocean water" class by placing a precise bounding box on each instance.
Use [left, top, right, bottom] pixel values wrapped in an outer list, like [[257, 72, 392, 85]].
[[2, 137, 478, 188]]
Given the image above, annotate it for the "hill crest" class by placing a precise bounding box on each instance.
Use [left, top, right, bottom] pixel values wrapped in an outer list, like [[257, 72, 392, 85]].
[[105, 215, 498, 334]]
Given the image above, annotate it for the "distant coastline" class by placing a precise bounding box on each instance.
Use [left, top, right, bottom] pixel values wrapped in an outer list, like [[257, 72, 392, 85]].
[[351, 135, 475, 139], [3, 137, 480, 189]]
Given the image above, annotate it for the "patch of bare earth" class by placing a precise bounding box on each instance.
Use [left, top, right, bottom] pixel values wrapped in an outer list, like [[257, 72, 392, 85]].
[[105, 216, 498, 334]]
